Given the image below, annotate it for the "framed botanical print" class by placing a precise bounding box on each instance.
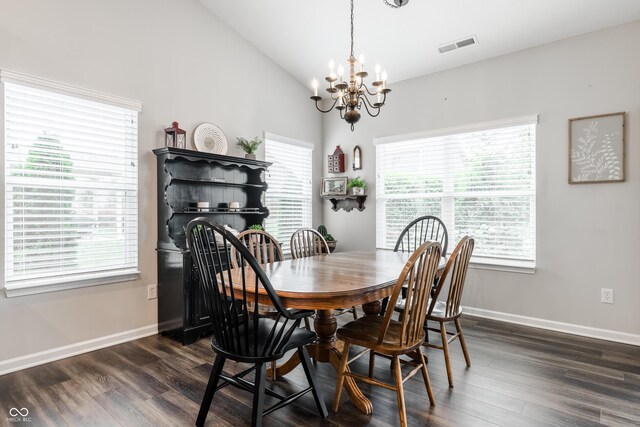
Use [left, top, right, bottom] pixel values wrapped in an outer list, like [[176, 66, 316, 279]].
[[321, 177, 348, 196], [569, 112, 625, 183]]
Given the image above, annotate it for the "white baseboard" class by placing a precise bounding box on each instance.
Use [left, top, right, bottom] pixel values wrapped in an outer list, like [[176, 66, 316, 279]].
[[0, 324, 158, 376], [464, 306, 640, 346]]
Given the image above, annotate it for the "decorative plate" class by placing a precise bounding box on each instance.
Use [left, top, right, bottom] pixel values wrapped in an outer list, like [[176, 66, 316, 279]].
[[194, 123, 228, 155]]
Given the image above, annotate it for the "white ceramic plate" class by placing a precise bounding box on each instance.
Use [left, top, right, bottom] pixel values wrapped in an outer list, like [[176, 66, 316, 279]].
[[193, 123, 228, 155]]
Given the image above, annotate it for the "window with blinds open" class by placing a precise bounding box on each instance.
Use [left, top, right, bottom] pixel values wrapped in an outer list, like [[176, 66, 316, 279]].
[[264, 135, 313, 255], [2, 72, 140, 295], [376, 118, 536, 268]]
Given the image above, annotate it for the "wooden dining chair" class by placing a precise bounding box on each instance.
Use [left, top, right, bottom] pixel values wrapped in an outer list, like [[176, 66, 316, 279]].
[[290, 228, 358, 319], [381, 215, 449, 316], [394, 215, 448, 255], [230, 229, 284, 268], [424, 235, 475, 388], [187, 218, 328, 427], [333, 241, 442, 427], [290, 227, 329, 259]]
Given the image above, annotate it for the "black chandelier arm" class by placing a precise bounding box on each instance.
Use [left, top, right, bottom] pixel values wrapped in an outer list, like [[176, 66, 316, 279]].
[[361, 90, 386, 109], [361, 83, 382, 97], [360, 95, 383, 117], [313, 97, 340, 114]]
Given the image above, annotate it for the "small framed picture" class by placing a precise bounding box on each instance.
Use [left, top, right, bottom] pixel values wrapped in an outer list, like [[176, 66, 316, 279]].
[[569, 112, 625, 184], [321, 177, 348, 196]]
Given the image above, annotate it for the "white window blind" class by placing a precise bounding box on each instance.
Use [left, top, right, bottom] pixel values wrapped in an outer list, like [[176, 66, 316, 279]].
[[3, 76, 139, 295], [264, 135, 313, 255], [376, 119, 536, 267]]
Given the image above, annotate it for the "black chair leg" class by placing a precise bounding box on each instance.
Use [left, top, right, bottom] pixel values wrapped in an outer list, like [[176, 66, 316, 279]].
[[298, 346, 328, 418], [380, 297, 389, 316], [196, 354, 226, 427], [251, 362, 267, 427]]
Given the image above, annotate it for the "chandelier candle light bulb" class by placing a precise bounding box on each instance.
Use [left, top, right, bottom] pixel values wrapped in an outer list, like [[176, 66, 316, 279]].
[[309, 0, 392, 131]]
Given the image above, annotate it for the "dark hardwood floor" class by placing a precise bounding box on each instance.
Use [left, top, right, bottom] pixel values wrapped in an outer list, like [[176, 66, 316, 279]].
[[2, 315, 640, 426]]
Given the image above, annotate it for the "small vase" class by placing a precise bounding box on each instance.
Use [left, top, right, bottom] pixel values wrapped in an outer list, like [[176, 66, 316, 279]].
[[245, 153, 256, 160], [351, 187, 365, 196]]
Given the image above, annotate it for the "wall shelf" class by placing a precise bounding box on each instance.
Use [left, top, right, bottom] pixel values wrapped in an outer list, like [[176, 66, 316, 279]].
[[322, 194, 367, 212]]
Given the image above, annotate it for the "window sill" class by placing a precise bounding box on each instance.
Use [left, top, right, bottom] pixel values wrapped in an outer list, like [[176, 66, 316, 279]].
[[469, 257, 535, 275], [3, 269, 141, 298]]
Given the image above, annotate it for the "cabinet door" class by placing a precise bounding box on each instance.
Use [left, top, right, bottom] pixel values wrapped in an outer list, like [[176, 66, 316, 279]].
[[188, 260, 212, 327], [186, 248, 229, 327]]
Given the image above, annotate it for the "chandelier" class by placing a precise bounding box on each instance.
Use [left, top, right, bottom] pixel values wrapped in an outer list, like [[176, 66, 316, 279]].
[[310, 0, 391, 131]]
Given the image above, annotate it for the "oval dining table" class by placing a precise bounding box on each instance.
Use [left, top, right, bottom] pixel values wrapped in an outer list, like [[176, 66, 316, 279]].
[[227, 249, 443, 415]]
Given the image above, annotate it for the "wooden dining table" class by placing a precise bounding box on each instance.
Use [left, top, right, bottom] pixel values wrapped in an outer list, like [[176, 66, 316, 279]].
[[227, 249, 442, 414]]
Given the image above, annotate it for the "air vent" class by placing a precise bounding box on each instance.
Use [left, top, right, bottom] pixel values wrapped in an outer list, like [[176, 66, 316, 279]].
[[456, 37, 476, 48], [438, 43, 457, 54], [437, 35, 478, 54]]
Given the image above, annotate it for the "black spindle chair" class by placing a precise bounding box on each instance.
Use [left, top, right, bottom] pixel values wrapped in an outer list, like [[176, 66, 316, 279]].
[[187, 218, 328, 427]]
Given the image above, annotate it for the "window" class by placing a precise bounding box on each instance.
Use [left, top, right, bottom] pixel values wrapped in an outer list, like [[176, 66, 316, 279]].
[[375, 116, 536, 269], [2, 70, 140, 296], [264, 133, 313, 255]]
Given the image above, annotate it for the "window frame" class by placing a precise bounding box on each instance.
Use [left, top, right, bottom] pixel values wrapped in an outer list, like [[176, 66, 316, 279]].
[[263, 132, 314, 256], [1, 69, 141, 297], [374, 115, 538, 273]]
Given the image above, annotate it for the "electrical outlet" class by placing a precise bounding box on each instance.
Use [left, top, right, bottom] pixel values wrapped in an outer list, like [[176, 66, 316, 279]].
[[601, 288, 613, 304], [148, 284, 158, 300]]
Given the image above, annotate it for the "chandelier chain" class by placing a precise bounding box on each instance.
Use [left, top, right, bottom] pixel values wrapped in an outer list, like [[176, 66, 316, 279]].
[[350, 0, 355, 57]]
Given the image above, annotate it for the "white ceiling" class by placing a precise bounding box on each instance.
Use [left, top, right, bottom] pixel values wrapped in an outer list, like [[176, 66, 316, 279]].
[[198, 0, 640, 87]]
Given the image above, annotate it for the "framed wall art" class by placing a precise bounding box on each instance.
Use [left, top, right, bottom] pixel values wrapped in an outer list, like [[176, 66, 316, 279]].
[[569, 112, 625, 184], [321, 177, 348, 196]]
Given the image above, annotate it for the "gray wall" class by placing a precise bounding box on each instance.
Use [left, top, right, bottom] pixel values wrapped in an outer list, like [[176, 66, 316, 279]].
[[322, 20, 640, 336], [0, 0, 323, 362]]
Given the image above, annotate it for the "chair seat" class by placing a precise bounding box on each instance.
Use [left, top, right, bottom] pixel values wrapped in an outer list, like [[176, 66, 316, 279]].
[[212, 317, 317, 361], [428, 300, 463, 321], [337, 316, 424, 355], [395, 299, 463, 321]]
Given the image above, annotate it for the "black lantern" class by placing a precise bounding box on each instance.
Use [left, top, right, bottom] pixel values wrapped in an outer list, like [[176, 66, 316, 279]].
[[164, 121, 186, 149]]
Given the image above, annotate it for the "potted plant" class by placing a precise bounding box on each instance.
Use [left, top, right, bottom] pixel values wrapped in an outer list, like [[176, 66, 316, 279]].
[[347, 176, 366, 196], [317, 224, 337, 253], [236, 136, 263, 160], [248, 224, 263, 231]]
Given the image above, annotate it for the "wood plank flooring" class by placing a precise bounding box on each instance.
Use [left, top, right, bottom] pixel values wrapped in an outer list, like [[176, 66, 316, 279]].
[[1, 315, 640, 426]]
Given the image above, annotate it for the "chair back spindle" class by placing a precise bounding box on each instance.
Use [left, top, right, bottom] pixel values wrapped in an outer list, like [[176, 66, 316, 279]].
[[290, 228, 329, 259]]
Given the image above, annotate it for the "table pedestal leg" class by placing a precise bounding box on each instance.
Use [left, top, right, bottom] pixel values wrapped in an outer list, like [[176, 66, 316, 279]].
[[362, 300, 381, 316], [267, 309, 374, 414], [308, 309, 373, 414]]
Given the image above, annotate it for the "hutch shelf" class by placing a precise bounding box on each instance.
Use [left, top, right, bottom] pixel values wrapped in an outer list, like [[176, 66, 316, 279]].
[[153, 147, 271, 344]]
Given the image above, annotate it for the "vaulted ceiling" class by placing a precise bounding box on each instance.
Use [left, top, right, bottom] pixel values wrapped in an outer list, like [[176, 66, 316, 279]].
[[199, 0, 640, 87]]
